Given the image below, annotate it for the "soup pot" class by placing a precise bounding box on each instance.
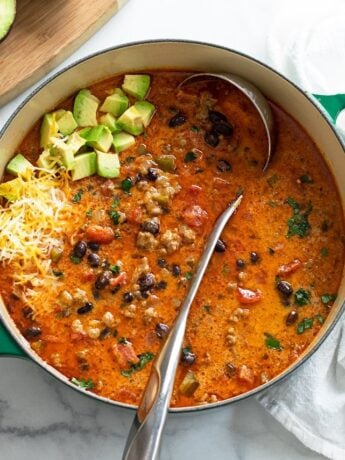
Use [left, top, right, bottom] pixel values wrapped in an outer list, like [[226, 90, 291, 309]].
[[1, 40, 345, 412]]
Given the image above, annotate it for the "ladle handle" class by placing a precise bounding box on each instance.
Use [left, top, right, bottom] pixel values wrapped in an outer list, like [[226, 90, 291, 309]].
[[122, 194, 243, 460]]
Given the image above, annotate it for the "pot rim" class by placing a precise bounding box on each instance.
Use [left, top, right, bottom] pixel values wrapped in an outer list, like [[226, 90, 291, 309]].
[[1, 38, 344, 413]]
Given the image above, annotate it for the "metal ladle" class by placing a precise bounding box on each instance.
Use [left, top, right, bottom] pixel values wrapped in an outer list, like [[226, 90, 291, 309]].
[[122, 73, 275, 460]]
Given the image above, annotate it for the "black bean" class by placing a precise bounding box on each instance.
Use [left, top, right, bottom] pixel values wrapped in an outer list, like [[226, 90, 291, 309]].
[[146, 168, 159, 182], [156, 280, 167, 290], [213, 122, 233, 137], [123, 291, 134, 303], [157, 258, 168, 268], [209, 110, 228, 124], [217, 159, 232, 172], [171, 264, 181, 277], [87, 242, 100, 251], [138, 273, 155, 292], [236, 259, 245, 269], [101, 259, 110, 270], [22, 306, 34, 319], [99, 327, 111, 340], [225, 362, 236, 377], [73, 241, 87, 259], [250, 252, 260, 263], [155, 322, 170, 339], [95, 270, 112, 289], [87, 252, 100, 268], [204, 131, 219, 147], [77, 302, 93, 314], [215, 239, 227, 253], [24, 327, 41, 339], [168, 112, 186, 127], [277, 280, 293, 297], [286, 310, 298, 325], [181, 349, 196, 365], [141, 219, 160, 235]]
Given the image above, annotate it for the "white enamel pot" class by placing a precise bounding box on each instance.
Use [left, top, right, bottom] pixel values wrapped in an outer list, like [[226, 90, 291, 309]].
[[1, 40, 345, 412]]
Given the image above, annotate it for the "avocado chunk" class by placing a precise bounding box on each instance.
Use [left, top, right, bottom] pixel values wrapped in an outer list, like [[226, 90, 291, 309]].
[[100, 91, 129, 117], [71, 152, 97, 181], [40, 113, 59, 149], [122, 75, 150, 100], [134, 101, 156, 128], [113, 132, 136, 153], [117, 106, 144, 136], [6, 153, 33, 177], [55, 110, 78, 136], [0, 0, 16, 41], [73, 89, 99, 127], [96, 151, 120, 178], [79, 125, 113, 152], [66, 132, 86, 154], [98, 113, 121, 133]]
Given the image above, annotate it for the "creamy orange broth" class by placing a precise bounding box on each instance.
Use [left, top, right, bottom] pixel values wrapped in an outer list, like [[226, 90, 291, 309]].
[[1, 71, 344, 407]]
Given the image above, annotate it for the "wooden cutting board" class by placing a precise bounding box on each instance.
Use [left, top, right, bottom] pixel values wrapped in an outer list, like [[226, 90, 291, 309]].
[[0, 0, 128, 107]]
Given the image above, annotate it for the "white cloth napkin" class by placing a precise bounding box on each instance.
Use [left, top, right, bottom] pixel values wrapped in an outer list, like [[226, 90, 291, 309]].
[[257, 2, 345, 459]]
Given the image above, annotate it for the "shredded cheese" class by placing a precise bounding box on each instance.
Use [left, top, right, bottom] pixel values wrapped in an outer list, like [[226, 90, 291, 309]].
[[0, 169, 76, 299]]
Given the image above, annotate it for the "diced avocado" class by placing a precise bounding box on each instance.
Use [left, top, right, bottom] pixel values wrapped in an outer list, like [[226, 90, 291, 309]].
[[117, 106, 144, 136], [96, 151, 120, 178], [73, 89, 99, 127], [40, 113, 59, 149], [113, 132, 136, 153], [122, 74, 150, 100], [100, 92, 129, 117], [0, 177, 22, 202], [155, 154, 176, 172], [99, 113, 121, 133], [66, 132, 86, 154], [55, 110, 78, 136], [0, 0, 16, 42], [134, 101, 156, 128], [79, 125, 113, 152], [71, 152, 97, 181], [6, 153, 33, 177], [113, 88, 126, 96]]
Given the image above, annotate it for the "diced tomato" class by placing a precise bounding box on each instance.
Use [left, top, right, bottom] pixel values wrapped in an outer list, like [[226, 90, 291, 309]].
[[100, 180, 116, 196], [237, 286, 262, 304], [278, 259, 302, 276], [81, 269, 96, 282], [238, 365, 255, 385], [85, 225, 114, 244], [109, 272, 127, 287], [127, 206, 143, 224], [182, 205, 208, 227], [113, 341, 139, 369]]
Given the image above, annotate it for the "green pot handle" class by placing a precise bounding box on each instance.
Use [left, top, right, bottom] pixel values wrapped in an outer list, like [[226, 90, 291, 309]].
[[0, 319, 27, 358], [312, 93, 345, 123]]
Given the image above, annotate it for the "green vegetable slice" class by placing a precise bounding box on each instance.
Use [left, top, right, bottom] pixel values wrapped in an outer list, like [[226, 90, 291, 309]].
[[294, 288, 311, 306], [71, 377, 94, 390], [121, 352, 154, 377]]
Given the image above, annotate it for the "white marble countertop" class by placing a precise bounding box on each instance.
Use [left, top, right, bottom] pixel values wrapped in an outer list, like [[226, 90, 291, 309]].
[[0, 0, 329, 458]]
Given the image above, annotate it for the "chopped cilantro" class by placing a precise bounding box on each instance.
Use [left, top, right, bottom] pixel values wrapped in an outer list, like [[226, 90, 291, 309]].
[[320, 247, 329, 257], [296, 317, 313, 334], [203, 305, 211, 313], [185, 271, 193, 280], [86, 208, 93, 217], [315, 314, 325, 324], [286, 197, 312, 238], [71, 377, 94, 390], [70, 255, 81, 264], [121, 352, 154, 377], [72, 189, 84, 203], [109, 210, 121, 225], [267, 200, 277, 208], [111, 197, 120, 208], [184, 151, 198, 163], [320, 293, 337, 305], [264, 333, 283, 350], [294, 288, 311, 306], [191, 125, 200, 132], [121, 177, 133, 192], [52, 270, 64, 277], [110, 264, 120, 275]]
